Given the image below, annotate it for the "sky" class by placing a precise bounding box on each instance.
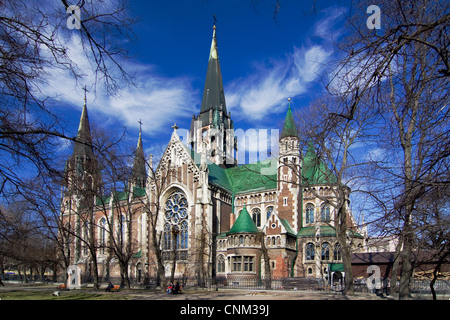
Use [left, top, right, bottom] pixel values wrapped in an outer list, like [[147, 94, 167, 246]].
[[48, 0, 355, 162]]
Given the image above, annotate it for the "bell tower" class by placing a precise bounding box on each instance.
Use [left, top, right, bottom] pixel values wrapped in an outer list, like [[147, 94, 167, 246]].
[[62, 97, 102, 215], [276, 99, 302, 232], [189, 24, 237, 168]]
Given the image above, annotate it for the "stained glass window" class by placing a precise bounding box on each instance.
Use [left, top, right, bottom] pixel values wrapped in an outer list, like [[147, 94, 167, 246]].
[[163, 190, 189, 250]]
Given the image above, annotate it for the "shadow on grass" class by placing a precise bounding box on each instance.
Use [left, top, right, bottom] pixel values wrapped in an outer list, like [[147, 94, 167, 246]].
[[0, 289, 129, 300]]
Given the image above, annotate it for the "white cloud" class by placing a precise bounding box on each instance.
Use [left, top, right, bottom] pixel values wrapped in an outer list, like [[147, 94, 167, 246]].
[[226, 45, 331, 120], [313, 6, 347, 41], [39, 33, 198, 135], [224, 6, 348, 121]]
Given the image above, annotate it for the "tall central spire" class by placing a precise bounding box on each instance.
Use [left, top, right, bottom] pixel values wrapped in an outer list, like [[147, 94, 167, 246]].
[[190, 23, 237, 168], [200, 24, 227, 121]]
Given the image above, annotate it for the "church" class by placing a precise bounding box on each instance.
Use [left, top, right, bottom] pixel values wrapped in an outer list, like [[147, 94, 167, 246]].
[[60, 25, 365, 285]]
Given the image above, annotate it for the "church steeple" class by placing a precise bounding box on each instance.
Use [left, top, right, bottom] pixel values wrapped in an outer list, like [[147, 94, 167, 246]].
[[189, 24, 237, 167], [200, 24, 227, 120], [73, 99, 94, 158], [63, 97, 102, 207], [130, 124, 147, 189], [277, 99, 301, 231], [280, 98, 297, 140]]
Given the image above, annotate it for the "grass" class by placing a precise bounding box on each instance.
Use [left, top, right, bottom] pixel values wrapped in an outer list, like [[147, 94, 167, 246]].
[[0, 286, 130, 300]]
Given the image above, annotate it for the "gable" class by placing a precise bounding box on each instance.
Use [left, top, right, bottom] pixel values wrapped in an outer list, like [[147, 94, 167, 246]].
[[263, 211, 296, 237], [156, 132, 201, 178]]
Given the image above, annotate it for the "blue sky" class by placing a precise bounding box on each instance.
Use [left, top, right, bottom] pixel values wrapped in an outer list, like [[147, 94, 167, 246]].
[[49, 0, 353, 161]]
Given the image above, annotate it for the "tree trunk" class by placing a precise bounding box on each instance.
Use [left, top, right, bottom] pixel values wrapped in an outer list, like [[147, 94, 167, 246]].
[[119, 261, 131, 289], [259, 233, 271, 289], [399, 213, 414, 300], [337, 202, 354, 296]]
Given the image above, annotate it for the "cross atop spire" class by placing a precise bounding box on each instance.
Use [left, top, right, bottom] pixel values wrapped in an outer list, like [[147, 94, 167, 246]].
[[82, 85, 89, 105]]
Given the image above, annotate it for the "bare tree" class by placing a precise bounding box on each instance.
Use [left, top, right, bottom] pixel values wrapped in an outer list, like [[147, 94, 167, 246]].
[[295, 93, 378, 295], [330, 0, 449, 299], [0, 0, 134, 200]]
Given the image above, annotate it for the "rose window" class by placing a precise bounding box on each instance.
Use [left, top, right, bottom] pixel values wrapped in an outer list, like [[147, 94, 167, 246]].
[[163, 190, 188, 250]]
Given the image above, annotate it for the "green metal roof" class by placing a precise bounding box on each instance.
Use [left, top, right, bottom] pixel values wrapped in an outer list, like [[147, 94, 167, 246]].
[[280, 104, 297, 139], [225, 159, 277, 194], [95, 186, 146, 206], [227, 206, 259, 235], [297, 226, 337, 237], [182, 143, 277, 194], [302, 144, 337, 185], [279, 218, 296, 237], [297, 225, 363, 238]]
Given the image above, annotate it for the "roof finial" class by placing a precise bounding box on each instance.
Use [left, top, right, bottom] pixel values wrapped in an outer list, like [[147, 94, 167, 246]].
[[138, 119, 143, 133], [172, 123, 179, 132], [83, 85, 89, 105]]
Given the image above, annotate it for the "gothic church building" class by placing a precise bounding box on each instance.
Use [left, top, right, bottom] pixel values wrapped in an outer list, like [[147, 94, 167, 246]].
[[61, 25, 364, 284]]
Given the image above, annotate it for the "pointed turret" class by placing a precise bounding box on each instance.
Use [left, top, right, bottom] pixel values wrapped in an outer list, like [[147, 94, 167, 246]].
[[280, 98, 297, 140], [73, 100, 94, 158], [130, 127, 147, 189]]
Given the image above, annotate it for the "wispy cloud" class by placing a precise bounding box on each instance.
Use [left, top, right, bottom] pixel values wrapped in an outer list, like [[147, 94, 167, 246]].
[[40, 33, 198, 135], [226, 45, 331, 121], [226, 6, 346, 121]]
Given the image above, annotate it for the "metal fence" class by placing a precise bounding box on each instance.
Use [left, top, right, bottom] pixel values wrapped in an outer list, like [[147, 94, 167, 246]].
[[2, 273, 449, 295]]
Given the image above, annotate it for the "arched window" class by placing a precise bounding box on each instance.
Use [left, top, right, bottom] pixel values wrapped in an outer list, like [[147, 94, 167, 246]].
[[321, 203, 331, 223], [217, 255, 225, 273], [305, 203, 314, 224], [306, 243, 315, 260], [252, 208, 261, 227], [163, 223, 171, 250], [99, 217, 107, 254], [266, 206, 273, 220], [180, 220, 188, 249], [163, 189, 189, 251], [321, 243, 330, 261], [333, 243, 342, 261]]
